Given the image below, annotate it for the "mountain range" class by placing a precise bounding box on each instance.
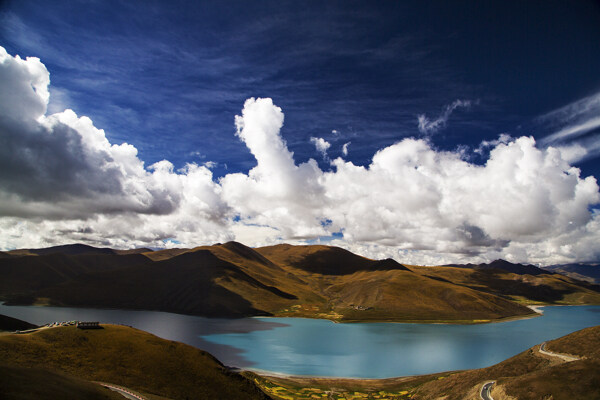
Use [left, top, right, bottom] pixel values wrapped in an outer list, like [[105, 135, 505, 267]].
[[1, 242, 599, 323]]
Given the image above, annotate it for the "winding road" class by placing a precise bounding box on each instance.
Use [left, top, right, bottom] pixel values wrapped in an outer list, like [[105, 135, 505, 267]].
[[480, 380, 495, 400], [479, 340, 582, 399], [539, 341, 580, 362], [99, 383, 147, 400]]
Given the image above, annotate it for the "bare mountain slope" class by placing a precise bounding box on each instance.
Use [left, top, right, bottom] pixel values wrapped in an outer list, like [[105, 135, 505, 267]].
[[0, 324, 271, 400], [3, 242, 598, 322]]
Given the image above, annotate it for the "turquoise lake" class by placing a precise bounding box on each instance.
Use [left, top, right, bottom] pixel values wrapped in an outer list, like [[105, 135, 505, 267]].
[[1, 304, 599, 378]]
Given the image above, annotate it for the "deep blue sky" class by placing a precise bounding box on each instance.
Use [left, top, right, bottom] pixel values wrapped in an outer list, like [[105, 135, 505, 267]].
[[2, 0, 599, 178]]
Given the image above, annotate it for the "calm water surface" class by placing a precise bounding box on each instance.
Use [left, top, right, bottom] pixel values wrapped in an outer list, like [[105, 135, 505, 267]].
[[1, 304, 598, 378]]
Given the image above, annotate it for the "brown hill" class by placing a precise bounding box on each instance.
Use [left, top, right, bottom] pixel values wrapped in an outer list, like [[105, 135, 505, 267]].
[[34, 249, 297, 317], [256, 326, 600, 400], [447, 259, 549, 276], [0, 253, 150, 295], [7, 243, 118, 256], [3, 241, 598, 322], [141, 247, 189, 261], [412, 325, 600, 400], [0, 364, 124, 400], [256, 244, 410, 275], [410, 264, 600, 305], [321, 269, 532, 322], [0, 324, 271, 400], [6, 244, 152, 257]]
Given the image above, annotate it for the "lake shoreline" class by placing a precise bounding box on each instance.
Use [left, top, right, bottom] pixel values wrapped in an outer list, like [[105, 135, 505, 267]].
[[2, 303, 599, 379], [256, 309, 542, 325]]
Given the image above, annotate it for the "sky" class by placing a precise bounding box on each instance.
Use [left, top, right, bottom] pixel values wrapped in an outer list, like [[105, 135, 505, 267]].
[[1, 0, 600, 265]]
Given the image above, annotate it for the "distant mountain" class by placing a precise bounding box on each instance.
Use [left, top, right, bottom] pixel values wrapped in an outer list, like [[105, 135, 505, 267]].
[[543, 263, 600, 284], [412, 260, 600, 305], [7, 243, 152, 257], [2, 242, 599, 322], [256, 244, 411, 274], [446, 259, 549, 276]]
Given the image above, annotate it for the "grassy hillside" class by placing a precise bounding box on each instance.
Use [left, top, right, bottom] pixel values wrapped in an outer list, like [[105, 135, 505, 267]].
[[0, 364, 125, 400], [410, 264, 600, 305], [0, 324, 271, 400], [410, 326, 600, 400], [250, 326, 600, 400], [256, 244, 409, 275], [2, 242, 599, 322]]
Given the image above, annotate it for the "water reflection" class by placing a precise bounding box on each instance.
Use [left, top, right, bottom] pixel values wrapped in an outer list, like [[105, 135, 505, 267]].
[[0, 304, 287, 367], [202, 306, 600, 377], [1, 304, 599, 377]]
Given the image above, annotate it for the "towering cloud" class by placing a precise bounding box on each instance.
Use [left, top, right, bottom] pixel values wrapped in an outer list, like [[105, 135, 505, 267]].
[[1, 47, 599, 265], [220, 98, 327, 239], [0, 47, 229, 244]]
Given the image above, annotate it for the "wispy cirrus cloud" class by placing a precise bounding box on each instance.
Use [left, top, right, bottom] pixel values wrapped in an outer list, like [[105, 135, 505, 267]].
[[538, 92, 600, 163], [417, 99, 472, 135]]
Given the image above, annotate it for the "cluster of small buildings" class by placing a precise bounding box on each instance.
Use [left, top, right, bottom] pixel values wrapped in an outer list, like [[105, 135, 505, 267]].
[[43, 321, 101, 329]]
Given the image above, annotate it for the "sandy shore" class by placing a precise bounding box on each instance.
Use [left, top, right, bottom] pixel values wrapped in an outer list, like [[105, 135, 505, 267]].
[[527, 305, 545, 314]]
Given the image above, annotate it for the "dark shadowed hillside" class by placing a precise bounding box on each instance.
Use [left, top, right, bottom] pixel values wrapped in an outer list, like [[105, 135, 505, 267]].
[[0, 364, 125, 400], [2, 242, 599, 322], [7, 244, 119, 257], [0, 325, 271, 400], [446, 259, 549, 276], [0, 253, 150, 295], [6, 243, 153, 257], [34, 249, 295, 317]]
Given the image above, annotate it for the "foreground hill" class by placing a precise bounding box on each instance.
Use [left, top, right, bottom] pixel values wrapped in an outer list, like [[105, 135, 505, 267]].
[[411, 325, 600, 400], [2, 242, 599, 322], [251, 325, 600, 400], [0, 324, 271, 400], [0, 364, 124, 400]]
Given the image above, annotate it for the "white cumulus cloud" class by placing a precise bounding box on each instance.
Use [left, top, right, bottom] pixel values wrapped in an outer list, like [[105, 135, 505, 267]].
[[342, 142, 351, 156], [1, 47, 600, 265], [310, 136, 331, 159]]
